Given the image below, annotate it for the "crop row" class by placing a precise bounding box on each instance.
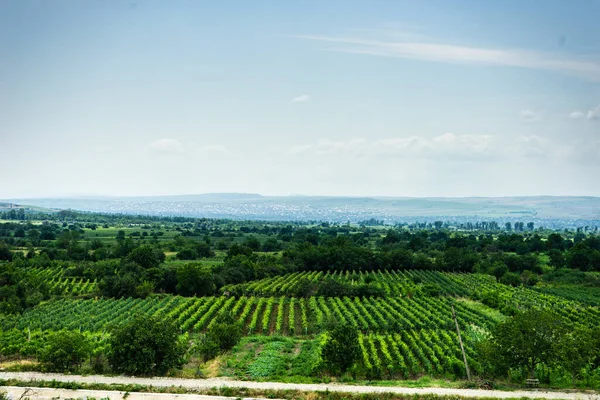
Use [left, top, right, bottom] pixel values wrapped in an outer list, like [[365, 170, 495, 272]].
[[1, 294, 503, 335]]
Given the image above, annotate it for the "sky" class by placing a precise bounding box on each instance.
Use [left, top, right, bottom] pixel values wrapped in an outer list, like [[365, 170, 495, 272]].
[[1, 0, 599, 198]]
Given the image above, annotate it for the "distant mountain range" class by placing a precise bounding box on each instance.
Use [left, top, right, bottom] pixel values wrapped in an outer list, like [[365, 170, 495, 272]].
[[4, 194, 600, 225]]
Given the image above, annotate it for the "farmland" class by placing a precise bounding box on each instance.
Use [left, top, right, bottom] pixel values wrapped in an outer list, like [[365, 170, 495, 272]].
[[1, 208, 600, 388]]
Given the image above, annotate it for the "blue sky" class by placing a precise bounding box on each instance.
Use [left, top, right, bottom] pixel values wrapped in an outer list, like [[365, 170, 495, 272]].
[[1, 0, 599, 198]]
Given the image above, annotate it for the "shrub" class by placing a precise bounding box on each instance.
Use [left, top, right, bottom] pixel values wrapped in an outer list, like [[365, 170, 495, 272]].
[[107, 315, 187, 376], [321, 323, 360, 374], [198, 313, 243, 361], [38, 330, 90, 372]]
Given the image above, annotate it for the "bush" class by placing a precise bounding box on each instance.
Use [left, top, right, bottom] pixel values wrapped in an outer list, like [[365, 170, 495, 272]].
[[198, 313, 242, 361], [107, 315, 187, 376], [38, 330, 90, 372], [321, 323, 360, 374], [176, 248, 198, 260]]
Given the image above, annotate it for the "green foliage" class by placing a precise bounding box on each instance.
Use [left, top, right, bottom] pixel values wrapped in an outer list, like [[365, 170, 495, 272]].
[[487, 309, 565, 378], [553, 327, 598, 386], [127, 245, 164, 269], [321, 323, 360, 374], [107, 315, 187, 376], [247, 340, 291, 378], [38, 330, 90, 372], [176, 263, 215, 296], [199, 313, 243, 361], [421, 283, 442, 297]]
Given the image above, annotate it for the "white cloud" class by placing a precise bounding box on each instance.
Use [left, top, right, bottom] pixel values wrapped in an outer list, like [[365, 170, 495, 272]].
[[587, 104, 600, 120], [569, 111, 585, 119], [374, 133, 494, 158], [295, 34, 600, 81], [288, 133, 579, 161], [520, 109, 540, 121], [149, 138, 182, 153], [292, 94, 311, 103]]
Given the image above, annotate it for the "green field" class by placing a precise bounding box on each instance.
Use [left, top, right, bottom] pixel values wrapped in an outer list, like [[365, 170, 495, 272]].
[[1, 209, 599, 388]]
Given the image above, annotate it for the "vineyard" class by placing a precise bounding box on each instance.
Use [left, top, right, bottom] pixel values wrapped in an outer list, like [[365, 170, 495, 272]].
[[0, 296, 488, 377], [223, 270, 600, 327], [2, 270, 600, 379], [27, 266, 98, 296]]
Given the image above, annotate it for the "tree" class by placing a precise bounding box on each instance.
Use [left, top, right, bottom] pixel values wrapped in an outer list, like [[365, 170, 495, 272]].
[[547, 233, 565, 251], [547, 249, 565, 269], [38, 330, 90, 372], [198, 313, 243, 362], [176, 263, 215, 296], [196, 242, 215, 258], [176, 248, 198, 260], [107, 315, 187, 375], [99, 273, 140, 298], [0, 241, 12, 261], [554, 327, 595, 387], [489, 310, 564, 379], [321, 323, 360, 374], [127, 245, 164, 269], [244, 236, 261, 251]]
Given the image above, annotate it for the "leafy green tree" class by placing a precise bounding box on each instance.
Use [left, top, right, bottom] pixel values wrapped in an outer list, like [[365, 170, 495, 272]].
[[198, 313, 243, 361], [196, 242, 214, 258], [38, 330, 90, 372], [176, 263, 215, 296], [261, 238, 282, 252], [226, 243, 253, 260], [108, 315, 187, 375], [176, 248, 198, 260], [99, 273, 140, 298], [127, 245, 164, 269], [547, 233, 565, 251], [244, 236, 261, 251], [554, 327, 595, 387], [547, 249, 565, 268], [321, 323, 360, 374], [499, 271, 521, 287], [0, 241, 12, 261], [489, 309, 564, 378]]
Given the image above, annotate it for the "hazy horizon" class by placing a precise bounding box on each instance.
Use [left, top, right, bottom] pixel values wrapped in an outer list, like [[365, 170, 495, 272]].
[[2, 0, 599, 198], [4, 192, 600, 201]]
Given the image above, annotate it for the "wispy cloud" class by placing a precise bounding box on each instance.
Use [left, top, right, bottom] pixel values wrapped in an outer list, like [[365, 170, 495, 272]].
[[520, 109, 541, 121], [149, 138, 183, 153], [569, 111, 585, 119], [292, 94, 311, 103], [295, 34, 600, 81], [588, 104, 600, 120], [289, 133, 581, 161]]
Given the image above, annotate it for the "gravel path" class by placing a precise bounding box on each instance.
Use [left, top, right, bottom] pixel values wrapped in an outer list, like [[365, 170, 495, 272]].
[[0, 372, 597, 399], [1, 386, 278, 400]]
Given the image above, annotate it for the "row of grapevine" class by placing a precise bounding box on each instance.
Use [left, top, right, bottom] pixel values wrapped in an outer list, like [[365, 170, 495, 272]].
[[357, 330, 471, 378], [4, 291, 597, 342]]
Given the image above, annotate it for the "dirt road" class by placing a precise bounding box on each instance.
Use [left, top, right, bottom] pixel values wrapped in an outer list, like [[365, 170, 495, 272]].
[[1, 386, 279, 400], [0, 371, 596, 399]]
